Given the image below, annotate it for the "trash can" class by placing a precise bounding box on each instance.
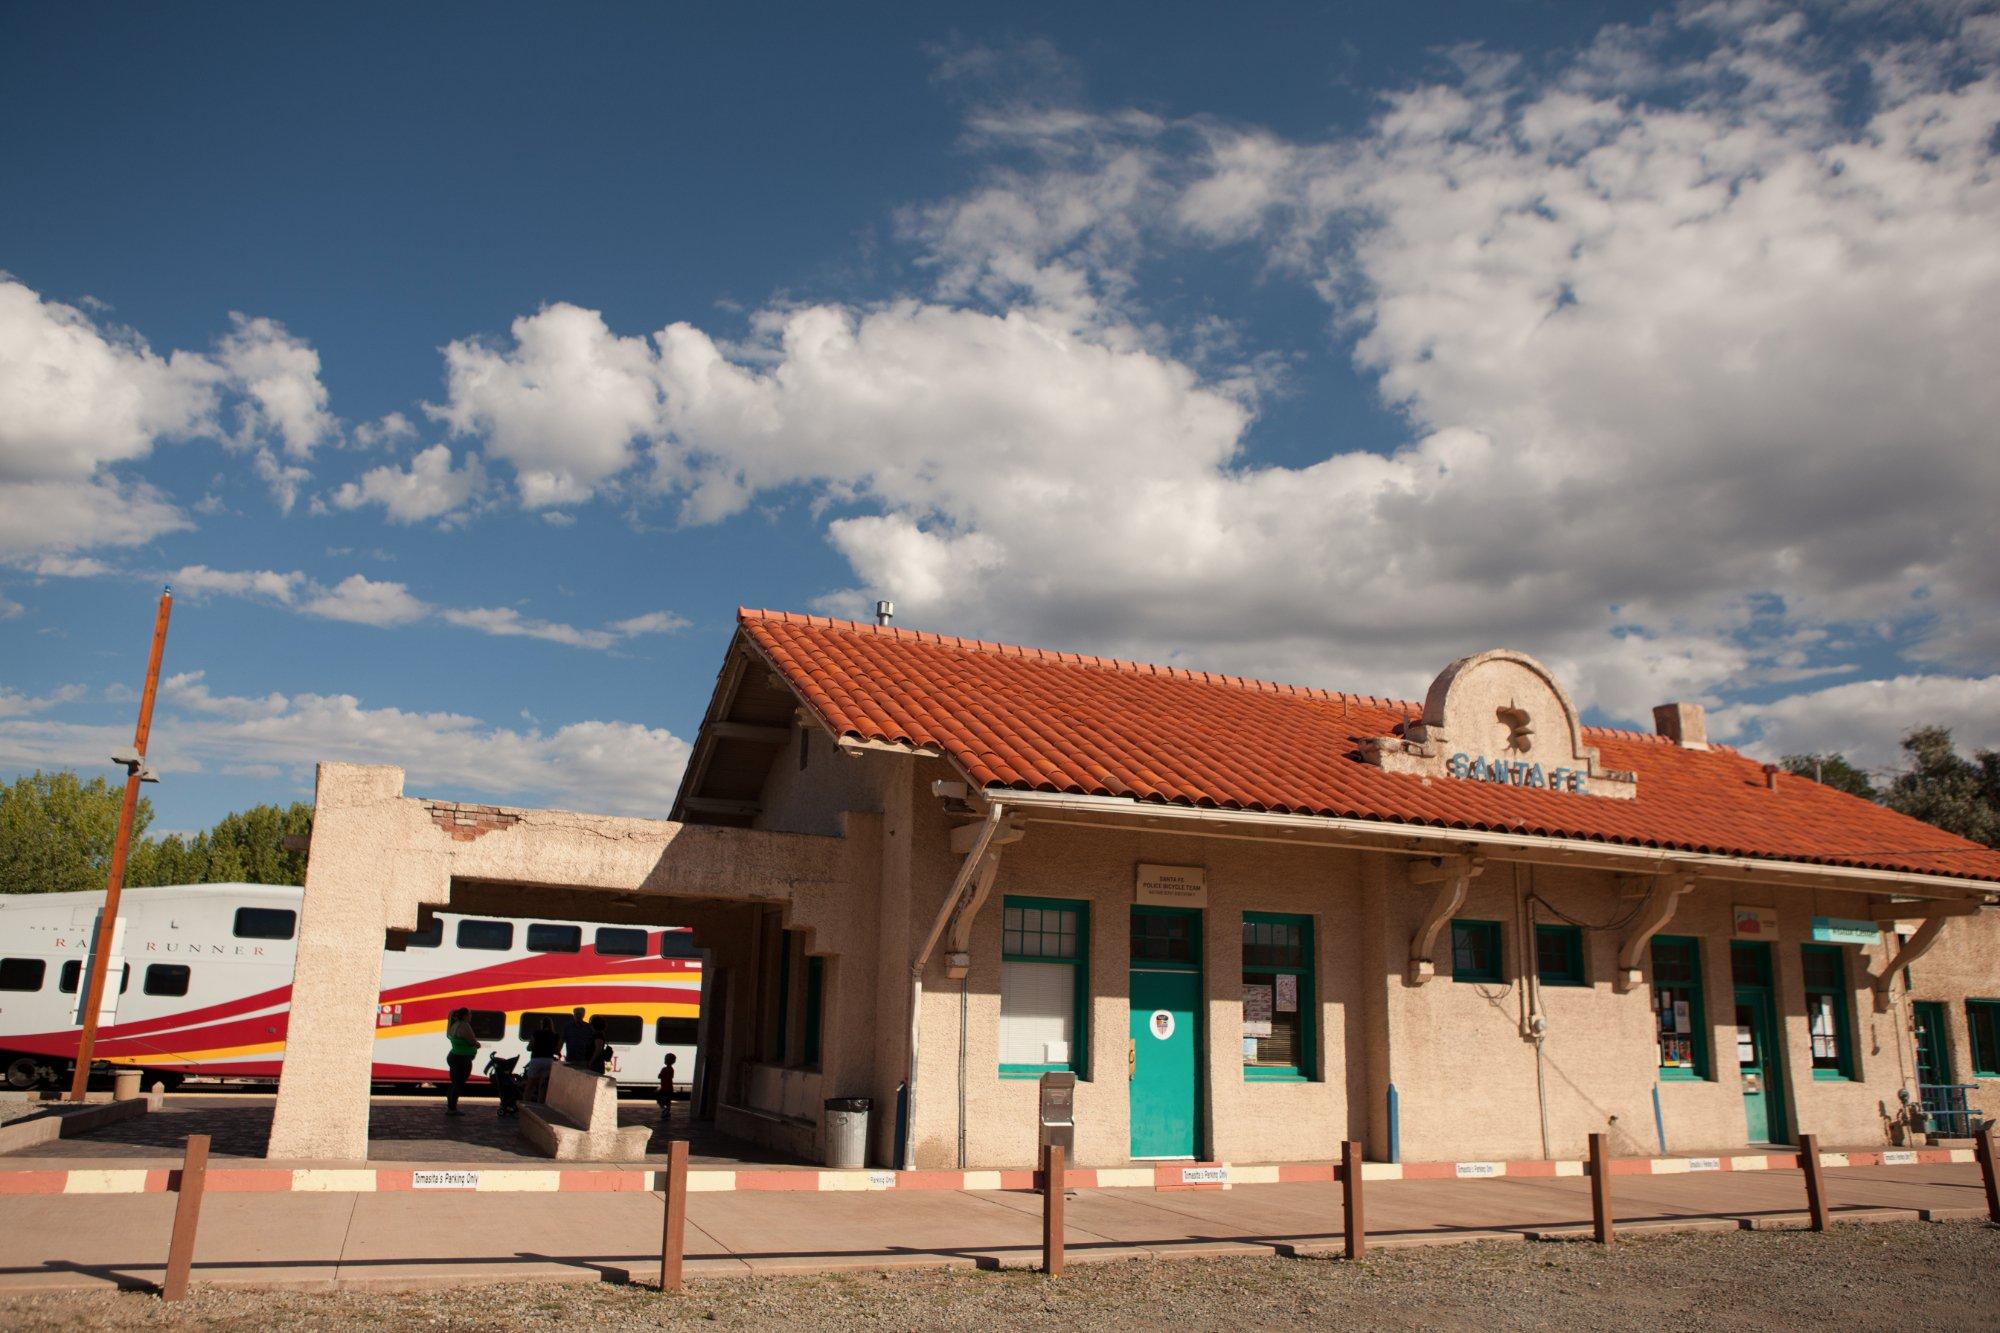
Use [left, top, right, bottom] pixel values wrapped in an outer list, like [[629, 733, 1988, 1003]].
[[824, 1096, 872, 1169]]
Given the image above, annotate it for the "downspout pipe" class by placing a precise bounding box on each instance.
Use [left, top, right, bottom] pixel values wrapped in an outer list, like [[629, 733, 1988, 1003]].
[[903, 801, 1007, 1170]]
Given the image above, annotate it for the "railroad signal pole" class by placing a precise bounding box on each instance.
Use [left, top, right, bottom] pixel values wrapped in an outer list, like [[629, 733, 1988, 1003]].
[[67, 586, 173, 1102]]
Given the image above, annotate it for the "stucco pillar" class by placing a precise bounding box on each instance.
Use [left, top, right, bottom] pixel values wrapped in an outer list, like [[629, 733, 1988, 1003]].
[[268, 764, 446, 1160]]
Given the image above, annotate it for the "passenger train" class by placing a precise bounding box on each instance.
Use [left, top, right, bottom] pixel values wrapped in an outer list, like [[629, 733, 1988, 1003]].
[[0, 884, 704, 1091]]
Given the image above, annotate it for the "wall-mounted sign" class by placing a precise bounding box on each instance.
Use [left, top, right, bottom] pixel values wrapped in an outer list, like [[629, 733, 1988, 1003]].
[[1136, 863, 1206, 907], [1447, 754, 1589, 793], [1811, 917, 1879, 945], [1149, 1010, 1176, 1040], [1733, 906, 1778, 939]]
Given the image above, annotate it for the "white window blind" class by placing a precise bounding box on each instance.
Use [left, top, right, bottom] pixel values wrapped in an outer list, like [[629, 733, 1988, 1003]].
[[1000, 960, 1073, 1066]]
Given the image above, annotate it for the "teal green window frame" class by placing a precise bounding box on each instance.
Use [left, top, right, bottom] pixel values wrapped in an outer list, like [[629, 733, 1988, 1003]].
[[1968, 999, 2000, 1078], [1650, 935, 1710, 1081], [999, 896, 1090, 1079], [1535, 924, 1587, 987], [802, 955, 824, 1067], [1242, 912, 1314, 1082], [1451, 919, 1504, 983], [1801, 944, 1856, 1080]]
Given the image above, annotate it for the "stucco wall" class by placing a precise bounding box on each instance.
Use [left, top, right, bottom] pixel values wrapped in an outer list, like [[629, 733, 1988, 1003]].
[[1896, 905, 2000, 1116], [885, 778, 1990, 1168]]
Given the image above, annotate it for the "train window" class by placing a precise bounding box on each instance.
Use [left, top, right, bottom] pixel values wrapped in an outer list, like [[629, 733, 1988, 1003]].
[[144, 964, 191, 997], [660, 929, 700, 959], [517, 1011, 567, 1041], [0, 958, 46, 991], [233, 907, 297, 940], [526, 924, 581, 954], [656, 1017, 699, 1046], [58, 961, 130, 994], [456, 919, 514, 951], [595, 927, 646, 957], [595, 1014, 644, 1045], [404, 918, 442, 948], [468, 1009, 506, 1040]]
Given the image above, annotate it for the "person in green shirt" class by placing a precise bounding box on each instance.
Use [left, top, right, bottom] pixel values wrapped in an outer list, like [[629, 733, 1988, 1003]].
[[444, 1007, 480, 1116]]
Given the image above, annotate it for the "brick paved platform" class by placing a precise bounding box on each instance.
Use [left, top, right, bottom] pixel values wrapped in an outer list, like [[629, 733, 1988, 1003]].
[[1, 1094, 804, 1167]]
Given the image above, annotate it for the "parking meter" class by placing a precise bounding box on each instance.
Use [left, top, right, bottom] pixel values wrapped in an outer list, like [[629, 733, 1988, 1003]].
[[1038, 1070, 1076, 1157]]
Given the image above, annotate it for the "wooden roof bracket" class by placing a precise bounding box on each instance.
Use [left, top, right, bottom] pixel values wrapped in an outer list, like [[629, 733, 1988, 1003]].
[[943, 815, 1025, 973], [1405, 853, 1486, 986], [1867, 894, 1992, 1012], [1614, 868, 1697, 993]]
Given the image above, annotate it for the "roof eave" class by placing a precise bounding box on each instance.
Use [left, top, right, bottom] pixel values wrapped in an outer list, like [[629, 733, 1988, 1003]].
[[981, 788, 2000, 901]]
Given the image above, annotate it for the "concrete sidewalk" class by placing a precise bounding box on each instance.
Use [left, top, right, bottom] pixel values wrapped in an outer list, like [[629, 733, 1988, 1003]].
[[0, 1161, 1988, 1293]]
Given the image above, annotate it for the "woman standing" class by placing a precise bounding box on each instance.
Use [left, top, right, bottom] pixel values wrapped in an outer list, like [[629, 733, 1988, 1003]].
[[444, 1007, 480, 1116]]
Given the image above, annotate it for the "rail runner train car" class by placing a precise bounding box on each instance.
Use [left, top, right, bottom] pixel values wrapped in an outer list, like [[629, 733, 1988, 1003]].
[[0, 883, 704, 1091]]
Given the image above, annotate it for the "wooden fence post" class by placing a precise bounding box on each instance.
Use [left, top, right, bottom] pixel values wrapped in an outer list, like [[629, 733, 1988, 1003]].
[[1042, 1143, 1065, 1276], [1798, 1133, 1828, 1231], [1341, 1140, 1366, 1261], [1974, 1124, 1999, 1225], [1588, 1132, 1614, 1245], [659, 1139, 690, 1293], [160, 1134, 210, 1302]]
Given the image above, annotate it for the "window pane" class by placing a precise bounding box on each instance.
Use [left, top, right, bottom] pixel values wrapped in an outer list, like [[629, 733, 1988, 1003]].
[[1970, 1002, 2000, 1076], [58, 960, 129, 994], [1808, 994, 1841, 1067], [1242, 971, 1306, 1070], [659, 929, 700, 958], [456, 919, 514, 951], [232, 907, 296, 940], [0, 958, 45, 991], [1132, 912, 1194, 963], [405, 918, 442, 948], [1536, 926, 1583, 985], [144, 963, 190, 997], [518, 1011, 567, 1041], [468, 1009, 506, 1040], [656, 1017, 699, 1046], [1451, 921, 1501, 981], [526, 924, 581, 954], [595, 927, 647, 957], [1000, 960, 1074, 1067], [596, 1014, 643, 1045], [1801, 946, 1843, 992]]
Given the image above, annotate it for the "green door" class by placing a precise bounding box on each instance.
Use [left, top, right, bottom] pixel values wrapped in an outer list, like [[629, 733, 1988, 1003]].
[[1732, 942, 1788, 1144], [1129, 907, 1202, 1160], [1913, 1001, 1952, 1088]]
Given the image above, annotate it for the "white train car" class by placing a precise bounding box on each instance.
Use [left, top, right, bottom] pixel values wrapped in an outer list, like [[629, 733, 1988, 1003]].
[[0, 884, 704, 1091]]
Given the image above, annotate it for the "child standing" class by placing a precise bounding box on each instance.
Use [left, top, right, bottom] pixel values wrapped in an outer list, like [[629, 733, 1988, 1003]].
[[656, 1053, 677, 1115]]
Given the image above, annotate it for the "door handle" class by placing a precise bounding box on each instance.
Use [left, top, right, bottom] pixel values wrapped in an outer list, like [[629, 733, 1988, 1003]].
[[1128, 1040, 1136, 1080]]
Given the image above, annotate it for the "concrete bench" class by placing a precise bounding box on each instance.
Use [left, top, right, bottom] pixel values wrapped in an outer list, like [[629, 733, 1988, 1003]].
[[518, 1062, 650, 1161]]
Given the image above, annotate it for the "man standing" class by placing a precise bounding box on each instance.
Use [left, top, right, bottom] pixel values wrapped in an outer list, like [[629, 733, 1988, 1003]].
[[561, 1007, 597, 1067]]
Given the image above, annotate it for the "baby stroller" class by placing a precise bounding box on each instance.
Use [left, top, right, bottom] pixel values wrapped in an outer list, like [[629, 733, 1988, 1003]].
[[483, 1053, 522, 1117]]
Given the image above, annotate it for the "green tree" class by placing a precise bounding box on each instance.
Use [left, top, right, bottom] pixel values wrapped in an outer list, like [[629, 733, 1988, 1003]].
[[0, 772, 154, 895], [1884, 726, 2000, 849], [1780, 752, 1879, 800], [1, 771, 311, 893]]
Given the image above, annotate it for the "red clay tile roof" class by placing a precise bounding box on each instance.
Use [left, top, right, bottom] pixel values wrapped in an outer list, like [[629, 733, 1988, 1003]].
[[739, 609, 2000, 885]]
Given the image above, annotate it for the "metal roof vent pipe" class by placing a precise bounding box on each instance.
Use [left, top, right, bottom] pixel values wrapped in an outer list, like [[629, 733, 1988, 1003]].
[[876, 599, 894, 627], [1762, 763, 1781, 790]]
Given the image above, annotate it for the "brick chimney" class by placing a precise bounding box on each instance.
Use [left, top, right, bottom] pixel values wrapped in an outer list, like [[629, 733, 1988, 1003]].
[[1652, 702, 1709, 750]]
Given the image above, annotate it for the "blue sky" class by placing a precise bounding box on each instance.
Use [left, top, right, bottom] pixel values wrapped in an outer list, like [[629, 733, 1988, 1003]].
[[3, 1, 1998, 831]]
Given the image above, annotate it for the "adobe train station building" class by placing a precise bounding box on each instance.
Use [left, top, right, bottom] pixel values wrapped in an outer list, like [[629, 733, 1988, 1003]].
[[271, 609, 2000, 1169]]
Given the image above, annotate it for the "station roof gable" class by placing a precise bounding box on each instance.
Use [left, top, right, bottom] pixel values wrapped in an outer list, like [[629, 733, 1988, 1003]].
[[718, 609, 2000, 886]]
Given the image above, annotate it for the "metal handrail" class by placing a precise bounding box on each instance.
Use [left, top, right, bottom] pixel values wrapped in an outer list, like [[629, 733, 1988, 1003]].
[[1918, 1082, 1984, 1138]]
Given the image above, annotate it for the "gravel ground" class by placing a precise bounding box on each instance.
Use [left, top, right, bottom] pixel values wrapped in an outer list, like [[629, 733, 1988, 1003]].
[[3, 1220, 1995, 1332]]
